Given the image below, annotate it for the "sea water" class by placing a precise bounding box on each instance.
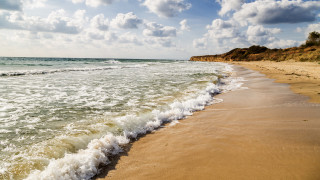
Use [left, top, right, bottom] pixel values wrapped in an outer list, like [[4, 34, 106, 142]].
[[0, 57, 243, 180]]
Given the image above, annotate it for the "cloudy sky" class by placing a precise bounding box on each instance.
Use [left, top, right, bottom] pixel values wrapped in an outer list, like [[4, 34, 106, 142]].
[[0, 0, 320, 59]]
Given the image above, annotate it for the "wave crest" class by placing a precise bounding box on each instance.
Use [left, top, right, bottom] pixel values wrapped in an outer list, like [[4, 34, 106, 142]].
[[0, 64, 148, 77], [104, 60, 121, 64]]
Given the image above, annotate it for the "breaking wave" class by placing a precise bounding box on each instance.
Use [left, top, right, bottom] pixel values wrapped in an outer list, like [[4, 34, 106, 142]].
[[104, 59, 122, 64], [0, 64, 148, 77]]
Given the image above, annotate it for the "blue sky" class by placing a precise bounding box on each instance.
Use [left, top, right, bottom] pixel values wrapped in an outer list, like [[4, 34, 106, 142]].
[[0, 0, 319, 59]]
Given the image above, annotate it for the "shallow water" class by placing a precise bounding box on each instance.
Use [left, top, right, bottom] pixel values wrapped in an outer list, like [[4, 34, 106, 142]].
[[0, 58, 242, 179]]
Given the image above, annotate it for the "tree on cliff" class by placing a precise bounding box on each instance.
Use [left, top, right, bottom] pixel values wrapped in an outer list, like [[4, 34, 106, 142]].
[[303, 31, 320, 47]]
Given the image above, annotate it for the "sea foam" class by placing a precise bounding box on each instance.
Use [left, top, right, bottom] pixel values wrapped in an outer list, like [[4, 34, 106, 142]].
[[0, 64, 148, 77], [105, 59, 121, 64]]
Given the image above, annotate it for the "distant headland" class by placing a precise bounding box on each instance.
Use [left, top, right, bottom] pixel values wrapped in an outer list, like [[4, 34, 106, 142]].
[[190, 31, 320, 62]]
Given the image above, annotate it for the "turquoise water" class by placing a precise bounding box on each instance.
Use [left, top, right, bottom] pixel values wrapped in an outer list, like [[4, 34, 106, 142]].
[[0, 57, 240, 179]]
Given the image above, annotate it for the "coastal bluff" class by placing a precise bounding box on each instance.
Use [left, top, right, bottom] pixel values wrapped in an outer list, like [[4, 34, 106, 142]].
[[190, 45, 320, 62]]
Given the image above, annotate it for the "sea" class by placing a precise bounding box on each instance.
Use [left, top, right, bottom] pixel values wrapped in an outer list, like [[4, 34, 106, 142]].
[[0, 57, 244, 180]]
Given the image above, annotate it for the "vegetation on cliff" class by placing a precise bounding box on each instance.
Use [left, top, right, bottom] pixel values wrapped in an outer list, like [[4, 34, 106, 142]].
[[190, 31, 320, 62], [302, 31, 320, 47]]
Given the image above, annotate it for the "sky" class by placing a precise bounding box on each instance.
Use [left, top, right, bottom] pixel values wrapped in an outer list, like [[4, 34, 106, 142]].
[[0, 0, 320, 59]]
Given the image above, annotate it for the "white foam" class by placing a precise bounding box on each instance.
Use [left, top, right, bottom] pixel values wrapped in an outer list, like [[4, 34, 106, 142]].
[[168, 120, 180, 126], [124, 64, 149, 68], [25, 63, 245, 180], [0, 66, 123, 77], [0, 162, 10, 174], [0, 139, 9, 146], [0, 64, 149, 77], [0, 129, 11, 133], [25, 125, 35, 130], [3, 144, 17, 152], [105, 59, 121, 64], [26, 134, 129, 180], [16, 136, 27, 142]]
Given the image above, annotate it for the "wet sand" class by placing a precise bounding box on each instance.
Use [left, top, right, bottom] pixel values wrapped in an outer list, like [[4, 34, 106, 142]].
[[97, 66, 320, 180]]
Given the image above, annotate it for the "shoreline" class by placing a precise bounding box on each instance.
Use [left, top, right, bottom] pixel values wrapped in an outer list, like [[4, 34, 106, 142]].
[[96, 65, 320, 179]]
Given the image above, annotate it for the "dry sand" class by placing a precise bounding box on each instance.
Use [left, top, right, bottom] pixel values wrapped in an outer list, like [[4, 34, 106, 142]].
[[96, 65, 320, 180], [233, 61, 320, 103]]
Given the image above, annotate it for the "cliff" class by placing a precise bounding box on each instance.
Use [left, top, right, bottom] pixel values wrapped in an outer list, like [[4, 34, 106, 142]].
[[190, 45, 320, 62]]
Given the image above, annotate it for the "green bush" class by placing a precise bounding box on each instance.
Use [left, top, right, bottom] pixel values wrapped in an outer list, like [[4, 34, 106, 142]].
[[302, 31, 320, 47]]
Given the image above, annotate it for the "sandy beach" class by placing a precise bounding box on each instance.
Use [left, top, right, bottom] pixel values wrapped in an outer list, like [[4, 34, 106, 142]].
[[96, 65, 320, 180], [234, 61, 320, 103]]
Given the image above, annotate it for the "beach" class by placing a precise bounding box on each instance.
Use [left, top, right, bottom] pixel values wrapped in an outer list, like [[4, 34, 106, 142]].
[[1, 0, 320, 179], [96, 65, 320, 180]]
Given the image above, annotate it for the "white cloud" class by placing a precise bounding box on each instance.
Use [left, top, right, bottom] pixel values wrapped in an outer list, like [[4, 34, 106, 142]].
[[111, 12, 142, 29], [72, 9, 88, 29], [145, 37, 175, 47], [104, 32, 117, 42], [245, 25, 300, 49], [71, 0, 113, 7], [118, 32, 143, 45], [0, 11, 22, 29], [193, 38, 207, 49], [40, 9, 85, 34], [72, 0, 85, 4], [207, 18, 233, 30], [82, 29, 117, 42], [23, 0, 47, 9], [206, 19, 239, 39], [143, 22, 176, 37], [86, 0, 114, 7], [0, 9, 87, 34], [15, 31, 40, 39], [85, 29, 104, 40], [216, 0, 244, 16], [266, 39, 301, 49], [179, 19, 190, 31], [234, 0, 320, 25], [246, 25, 281, 45], [247, 25, 280, 36], [41, 32, 53, 39], [196, 19, 248, 52], [306, 23, 320, 34], [142, 0, 191, 18], [91, 14, 109, 31], [157, 38, 175, 47], [196, 18, 252, 52]]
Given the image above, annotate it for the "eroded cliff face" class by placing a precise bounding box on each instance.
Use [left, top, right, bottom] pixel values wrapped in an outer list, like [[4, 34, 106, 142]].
[[190, 55, 225, 62], [190, 46, 320, 62]]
